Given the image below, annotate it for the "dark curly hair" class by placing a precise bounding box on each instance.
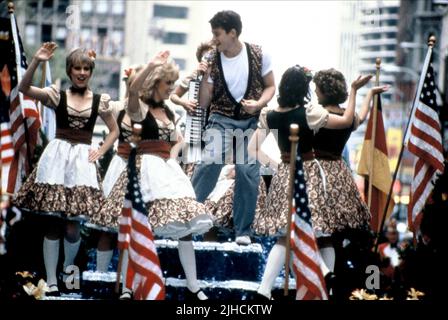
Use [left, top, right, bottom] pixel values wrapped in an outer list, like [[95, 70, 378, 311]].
[[277, 65, 313, 108], [313, 69, 348, 105], [195, 42, 214, 62], [209, 10, 242, 36]]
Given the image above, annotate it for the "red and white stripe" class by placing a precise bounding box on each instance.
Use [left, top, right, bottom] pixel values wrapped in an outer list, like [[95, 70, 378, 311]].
[[2, 13, 40, 194], [405, 48, 444, 231], [5, 84, 40, 194], [124, 198, 165, 300], [291, 212, 328, 300]]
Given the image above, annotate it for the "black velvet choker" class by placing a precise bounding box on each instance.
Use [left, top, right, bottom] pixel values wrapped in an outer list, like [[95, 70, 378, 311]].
[[147, 98, 165, 108], [69, 86, 88, 95]]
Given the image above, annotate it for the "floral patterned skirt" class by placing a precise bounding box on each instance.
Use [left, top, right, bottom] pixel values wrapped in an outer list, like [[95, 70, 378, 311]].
[[13, 139, 104, 221], [253, 159, 371, 237], [88, 154, 213, 239]]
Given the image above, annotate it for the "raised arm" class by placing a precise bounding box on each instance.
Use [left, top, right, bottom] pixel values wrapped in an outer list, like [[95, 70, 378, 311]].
[[325, 74, 372, 129], [170, 61, 208, 114], [128, 50, 170, 115], [358, 85, 390, 124], [19, 42, 57, 103]]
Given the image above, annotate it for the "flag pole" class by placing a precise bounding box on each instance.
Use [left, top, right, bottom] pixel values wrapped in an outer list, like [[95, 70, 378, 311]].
[[284, 124, 299, 297], [374, 35, 437, 252], [367, 58, 381, 211], [115, 123, 142, 294]]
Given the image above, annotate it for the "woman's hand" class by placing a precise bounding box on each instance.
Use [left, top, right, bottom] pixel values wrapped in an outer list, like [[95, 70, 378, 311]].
[[88, 148, 103, 162], [34, 42, 57, 62], [371, 85, 390, 95], [149, 50, 170, 67], [351, 74, 373, 90]]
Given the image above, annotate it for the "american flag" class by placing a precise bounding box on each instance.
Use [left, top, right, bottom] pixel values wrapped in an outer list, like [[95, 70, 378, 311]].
[[118, 148, 165, 300], [404, 47, 445, 231], [1, 66, 14, 167], [0, 16, 40, 194], [290, 147, 328, 300]]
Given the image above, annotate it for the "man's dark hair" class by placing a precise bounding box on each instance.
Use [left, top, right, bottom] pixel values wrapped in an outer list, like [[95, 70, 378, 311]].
[[209, 10, 242, 36]]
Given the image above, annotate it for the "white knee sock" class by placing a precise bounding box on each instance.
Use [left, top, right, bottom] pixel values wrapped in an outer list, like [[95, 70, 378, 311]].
[[63, 238, 81, 271], [319, 246, 335, 276], [43, 237, 60, 287], [178, 240, 207, 300], [121, 249, 132, 293], [258, 243, 286, 299], [96, 249, 113, 273]]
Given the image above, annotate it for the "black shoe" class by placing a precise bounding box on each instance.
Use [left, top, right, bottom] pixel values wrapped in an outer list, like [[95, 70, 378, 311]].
[[185, 288, 208, 301], [324, 272, 336, 296], [253, 292, 272, 301]]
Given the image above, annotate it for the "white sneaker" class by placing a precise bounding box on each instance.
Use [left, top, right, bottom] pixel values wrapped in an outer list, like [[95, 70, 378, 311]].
[[235, 235, 251, 245]]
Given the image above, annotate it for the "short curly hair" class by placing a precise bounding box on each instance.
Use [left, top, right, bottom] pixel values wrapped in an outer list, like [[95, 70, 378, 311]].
[[140, 61, 179, 104], [66, 48, 95, 79], [195, 42, 214, 62], [277, 65, 313, 108], [313, 69, 348, 105]]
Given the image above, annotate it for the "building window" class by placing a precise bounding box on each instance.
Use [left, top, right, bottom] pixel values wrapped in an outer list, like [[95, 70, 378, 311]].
[[58, 0, 70, 13], [112, 0, 125, 15], [41, 25, 52, 42], [55, 27, 66, 46], [25, 24, 37, 46], [162, 32, 187, 45], [81, 28, 92, 46], [174, 58, 186, 71], [96, 1, 108, 14], [27, 1, 38, 9], [111, 30, 124, 55], [43, 0, 54, 9], [81, 0, 92, 13], [153, 4, 188, 19]]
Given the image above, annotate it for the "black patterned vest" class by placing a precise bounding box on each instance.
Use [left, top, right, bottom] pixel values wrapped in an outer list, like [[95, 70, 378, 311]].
[[55, 90, 100, 144], [266, 107, 313, 155], [209, 42, 265, 120], [116, 104, 175, 143]]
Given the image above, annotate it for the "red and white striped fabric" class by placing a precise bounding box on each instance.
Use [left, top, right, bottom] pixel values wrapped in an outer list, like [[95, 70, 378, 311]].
[[404, 47, 445, 231], [1, 14, 40, 194], [290, 150, 328, 300], [121, 149, 165, 300], [1, 65, 14, 167]]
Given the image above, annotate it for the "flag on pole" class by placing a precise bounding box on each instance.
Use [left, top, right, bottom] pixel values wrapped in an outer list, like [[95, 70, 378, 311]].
[[0, 16, 40, 194], [120, 148, 165, 300], [357, 94, 395, 233], [404, 47, 444, 231], [290, 146, 328, 300]]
